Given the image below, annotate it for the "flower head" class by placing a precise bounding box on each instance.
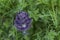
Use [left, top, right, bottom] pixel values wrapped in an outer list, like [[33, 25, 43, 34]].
[[14, 11, 32, 31]]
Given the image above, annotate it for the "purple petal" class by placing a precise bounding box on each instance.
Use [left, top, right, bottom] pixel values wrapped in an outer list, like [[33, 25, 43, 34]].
[[14, 11, 32, 31]]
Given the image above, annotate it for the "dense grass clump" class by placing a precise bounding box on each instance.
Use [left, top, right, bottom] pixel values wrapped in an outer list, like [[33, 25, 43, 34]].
[[0, 0, 60, 40]]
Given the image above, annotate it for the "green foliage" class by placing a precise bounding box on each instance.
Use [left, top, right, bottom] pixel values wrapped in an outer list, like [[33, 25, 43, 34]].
[[0, 0, 60, 40], [44, 30, 57, 40]]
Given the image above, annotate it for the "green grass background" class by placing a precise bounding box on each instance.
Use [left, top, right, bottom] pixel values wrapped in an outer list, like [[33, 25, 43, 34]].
[[0, 0, 60, 40]]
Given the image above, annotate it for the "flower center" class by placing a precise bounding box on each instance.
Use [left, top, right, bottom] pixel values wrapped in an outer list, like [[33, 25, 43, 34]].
[[22, 24, 26, 28]]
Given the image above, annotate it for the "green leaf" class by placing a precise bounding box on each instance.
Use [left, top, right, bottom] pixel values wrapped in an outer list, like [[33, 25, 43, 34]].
[[44, 30, 57, 40], [28, 9, 39, 21]]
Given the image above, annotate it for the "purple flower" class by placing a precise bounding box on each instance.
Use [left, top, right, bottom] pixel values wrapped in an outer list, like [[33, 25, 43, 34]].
[[14, 11, 32, 31]]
